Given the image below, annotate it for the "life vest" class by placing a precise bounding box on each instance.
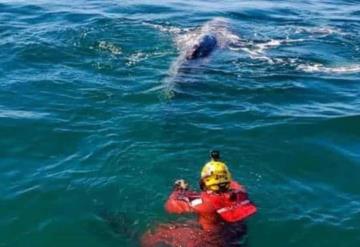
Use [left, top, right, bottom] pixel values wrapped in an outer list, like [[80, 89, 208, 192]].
[[201, 190, 257, 223]]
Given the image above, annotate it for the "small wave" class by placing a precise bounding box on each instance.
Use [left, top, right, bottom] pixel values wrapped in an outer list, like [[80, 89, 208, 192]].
[[0, 108, 49, 119], [297, 63, 360, 74], [294, 26, 344, 36], [231, 38, 305, 64], [144, 22, 185, 35], [251, 38, 305, 51]]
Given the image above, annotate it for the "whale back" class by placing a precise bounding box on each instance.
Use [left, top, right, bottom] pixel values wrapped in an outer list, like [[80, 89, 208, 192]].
[[186, 34, 217, 60]]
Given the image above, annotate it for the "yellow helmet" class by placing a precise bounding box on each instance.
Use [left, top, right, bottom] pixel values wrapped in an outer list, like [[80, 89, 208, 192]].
[[200, 160, 232, 192]]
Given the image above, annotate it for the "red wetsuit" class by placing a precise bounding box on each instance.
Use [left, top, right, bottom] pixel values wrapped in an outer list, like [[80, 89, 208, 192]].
[[141, 181, 256, 247]]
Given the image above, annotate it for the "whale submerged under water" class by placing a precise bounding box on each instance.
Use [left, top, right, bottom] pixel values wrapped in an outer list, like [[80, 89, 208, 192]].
[[147, 17, 350, 97], [185, 34, 218, 60], [177, 18, 242, 61], [161, 18, 244, 96]]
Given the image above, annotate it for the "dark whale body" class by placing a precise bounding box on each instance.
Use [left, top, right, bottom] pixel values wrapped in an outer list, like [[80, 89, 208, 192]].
[[186, 34, 218, 60]]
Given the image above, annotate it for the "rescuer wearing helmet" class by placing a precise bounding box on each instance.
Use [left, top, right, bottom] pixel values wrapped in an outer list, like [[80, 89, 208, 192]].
[[200, 150, 233, 192], [141, 151, 257, 247], [165, 150, 257, 231]]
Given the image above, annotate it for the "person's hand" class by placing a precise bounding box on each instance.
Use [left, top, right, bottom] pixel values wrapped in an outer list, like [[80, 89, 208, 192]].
[[173, 179, 189, 191]]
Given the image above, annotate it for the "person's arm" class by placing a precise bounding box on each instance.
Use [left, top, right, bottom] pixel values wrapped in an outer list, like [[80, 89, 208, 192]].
[[230, 181, 247, 193], [164, 180, 199, 214]]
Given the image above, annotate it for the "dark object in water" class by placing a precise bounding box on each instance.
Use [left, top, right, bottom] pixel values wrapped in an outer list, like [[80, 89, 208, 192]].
[[186, 34, 218, 60], [98, 209, 137, 239]]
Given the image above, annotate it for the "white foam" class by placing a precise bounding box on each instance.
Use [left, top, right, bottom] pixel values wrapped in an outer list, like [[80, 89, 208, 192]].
[[297, 63, 360, 74], [294, 26, 344, 37], [151, 24, 183, 35], [97, 41, 122, 55], [255, 39, 282, 52], [143, 22, 185, 35], [234, 38, 306, 64], [253, 38, 305, 53], [126, 52, 149, 66]]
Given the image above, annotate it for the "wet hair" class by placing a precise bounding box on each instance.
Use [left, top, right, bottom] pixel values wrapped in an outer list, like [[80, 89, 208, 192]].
[[210, 150, 220, 160]]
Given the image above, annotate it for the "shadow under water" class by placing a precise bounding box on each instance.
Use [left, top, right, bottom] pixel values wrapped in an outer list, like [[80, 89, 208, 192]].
[[141, 220, 248, 247], [96, 209, 140, 241]]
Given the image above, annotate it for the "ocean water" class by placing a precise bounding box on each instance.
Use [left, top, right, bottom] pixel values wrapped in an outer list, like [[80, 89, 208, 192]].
[[0, 0, 359, 246]]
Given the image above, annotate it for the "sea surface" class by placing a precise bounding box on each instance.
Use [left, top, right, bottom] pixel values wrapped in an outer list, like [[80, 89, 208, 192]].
[[0, 0, 359, 246]]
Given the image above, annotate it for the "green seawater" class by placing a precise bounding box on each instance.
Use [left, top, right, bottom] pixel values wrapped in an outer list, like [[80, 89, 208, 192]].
[[0, 0, 359, 246]]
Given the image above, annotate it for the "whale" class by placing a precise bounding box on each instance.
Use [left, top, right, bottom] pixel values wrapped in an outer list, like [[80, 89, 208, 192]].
[[185, 34, 218, 60], [159, 18, 243, 96], [176, 18, 241, 60]]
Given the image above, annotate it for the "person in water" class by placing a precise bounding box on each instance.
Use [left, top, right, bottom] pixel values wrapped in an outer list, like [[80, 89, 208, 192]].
[[142, 151, 257, 247]]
